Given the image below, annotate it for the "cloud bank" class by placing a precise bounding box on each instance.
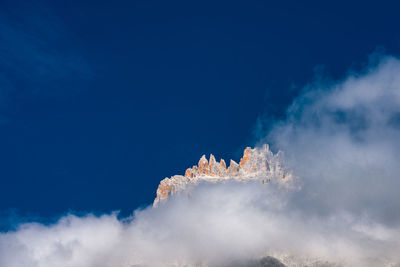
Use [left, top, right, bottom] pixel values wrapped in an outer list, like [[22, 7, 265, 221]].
[[1, 55, 400, 266]]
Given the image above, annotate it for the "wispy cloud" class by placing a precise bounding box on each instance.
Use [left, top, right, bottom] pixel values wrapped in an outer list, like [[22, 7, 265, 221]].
[[264, 54, 400, 225]]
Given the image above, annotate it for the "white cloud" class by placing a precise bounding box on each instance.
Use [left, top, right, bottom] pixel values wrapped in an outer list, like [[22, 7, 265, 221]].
[[265, 55, 400, 224]]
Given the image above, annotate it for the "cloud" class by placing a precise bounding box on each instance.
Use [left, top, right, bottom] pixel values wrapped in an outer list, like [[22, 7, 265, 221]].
[[1, 55, 400, 266], [264, 55, 400, 223], [1, 181, 399, 266]]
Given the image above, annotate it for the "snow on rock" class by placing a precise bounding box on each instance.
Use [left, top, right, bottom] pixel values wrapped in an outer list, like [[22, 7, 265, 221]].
[[153, 144, 293, 206]]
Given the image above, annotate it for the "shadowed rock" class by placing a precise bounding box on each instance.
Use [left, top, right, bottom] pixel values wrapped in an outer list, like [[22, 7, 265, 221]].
[[224, 256, 286, 267]]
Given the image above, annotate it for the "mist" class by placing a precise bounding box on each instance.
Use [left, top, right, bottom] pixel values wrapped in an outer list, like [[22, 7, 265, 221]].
[[1, 55, 400, 266], [265, 55, 400, 225]]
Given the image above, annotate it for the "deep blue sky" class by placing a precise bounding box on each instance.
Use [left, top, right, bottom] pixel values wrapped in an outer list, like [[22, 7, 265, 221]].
[[1, 0, 400, 222]]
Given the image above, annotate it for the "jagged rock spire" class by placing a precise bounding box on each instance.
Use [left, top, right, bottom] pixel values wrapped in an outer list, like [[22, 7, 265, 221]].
[[153, 144, 292, 206]]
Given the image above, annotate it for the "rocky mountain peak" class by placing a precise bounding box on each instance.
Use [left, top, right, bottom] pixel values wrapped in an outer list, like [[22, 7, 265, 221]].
[[153, 144, 292, 206]]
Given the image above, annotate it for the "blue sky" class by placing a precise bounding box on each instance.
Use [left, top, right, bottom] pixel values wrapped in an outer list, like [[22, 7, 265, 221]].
[[1, 0, 400, 224]]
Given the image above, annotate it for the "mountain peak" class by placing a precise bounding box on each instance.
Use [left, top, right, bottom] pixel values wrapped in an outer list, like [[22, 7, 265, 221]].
[[153, 144, 292, 206]]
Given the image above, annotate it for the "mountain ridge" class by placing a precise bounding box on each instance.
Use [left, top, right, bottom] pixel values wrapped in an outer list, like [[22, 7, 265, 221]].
[[153, 144, 293, 206]]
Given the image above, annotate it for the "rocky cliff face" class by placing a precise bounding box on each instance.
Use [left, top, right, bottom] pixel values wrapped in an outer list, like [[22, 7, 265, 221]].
[[153, 144, 293, 206]]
